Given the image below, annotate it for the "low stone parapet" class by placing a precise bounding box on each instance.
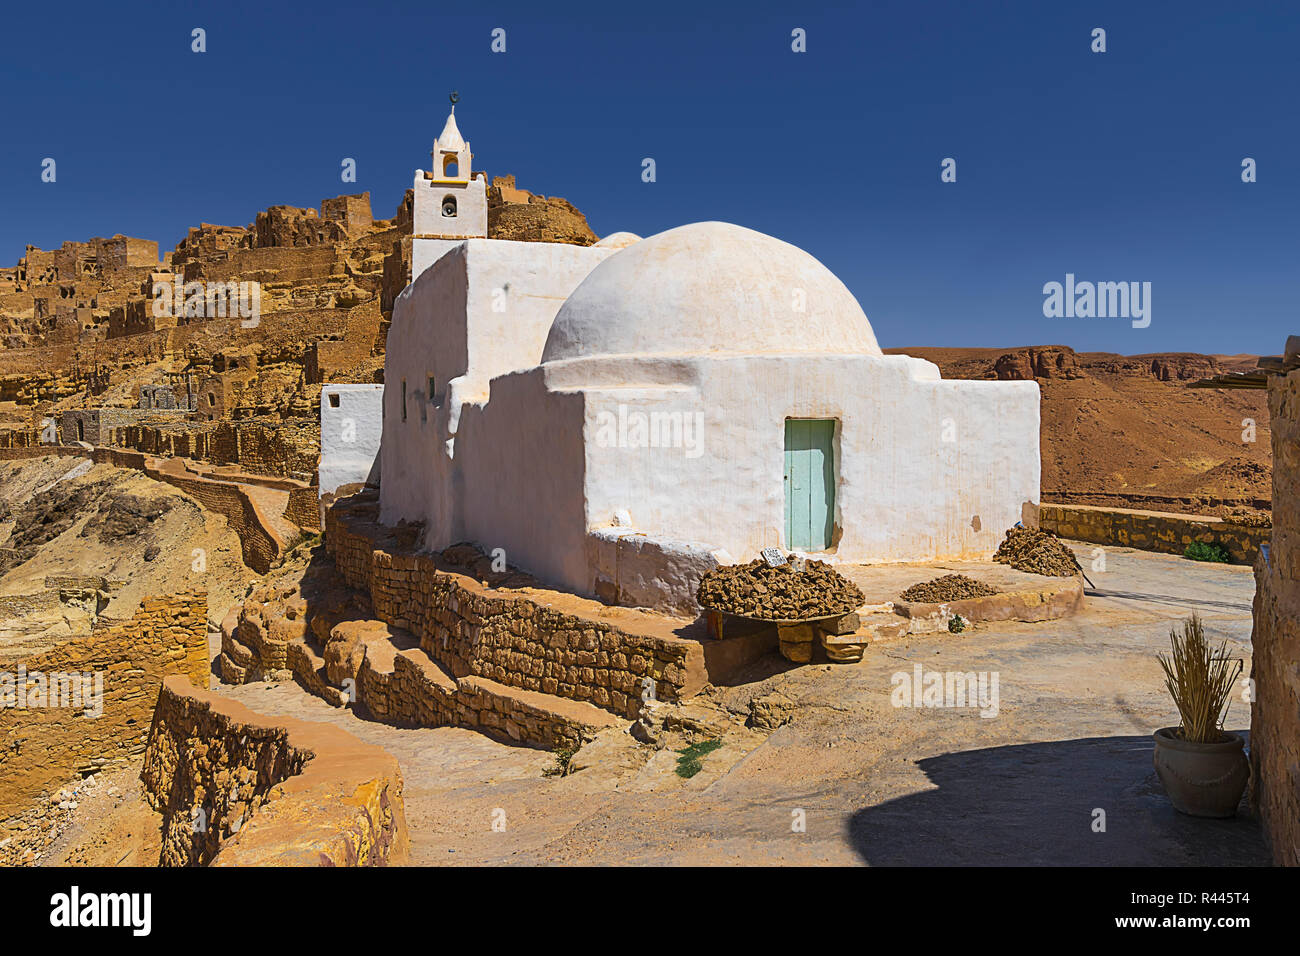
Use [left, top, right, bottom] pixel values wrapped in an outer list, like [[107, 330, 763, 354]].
[[324, 499, 709, 718], [140, 676, 408, 867], [1039, 502, 1267, 564]]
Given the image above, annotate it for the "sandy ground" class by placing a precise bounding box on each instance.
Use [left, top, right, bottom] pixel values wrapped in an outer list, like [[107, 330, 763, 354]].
[[39, 541, 1269, 867]]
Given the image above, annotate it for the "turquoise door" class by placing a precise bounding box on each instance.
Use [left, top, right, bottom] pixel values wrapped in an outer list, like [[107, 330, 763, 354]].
[[784, 419, 836, 551]]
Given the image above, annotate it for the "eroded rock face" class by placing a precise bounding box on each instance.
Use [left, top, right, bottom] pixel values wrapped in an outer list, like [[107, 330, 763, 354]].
[[1148, 354, 1220, 381], [993, 346, 1081, 380]]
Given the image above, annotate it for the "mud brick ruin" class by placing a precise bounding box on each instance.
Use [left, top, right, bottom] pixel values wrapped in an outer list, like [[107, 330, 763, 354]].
[[0, 174, 596, 484]]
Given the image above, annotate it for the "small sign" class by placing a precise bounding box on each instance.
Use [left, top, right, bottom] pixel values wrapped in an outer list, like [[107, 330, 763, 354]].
[[760, 547, 785, 567]]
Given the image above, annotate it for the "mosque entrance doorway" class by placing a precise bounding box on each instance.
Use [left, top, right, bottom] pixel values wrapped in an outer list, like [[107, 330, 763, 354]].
[[784, 418, 836, 552]]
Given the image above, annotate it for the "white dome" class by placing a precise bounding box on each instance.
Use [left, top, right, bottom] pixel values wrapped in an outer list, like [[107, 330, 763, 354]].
[[593, 231, 642, 249], [542, 222, 880, 362]]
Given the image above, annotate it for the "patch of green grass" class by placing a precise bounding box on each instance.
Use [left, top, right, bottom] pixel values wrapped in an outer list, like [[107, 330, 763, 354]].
[[948, 614, 966, 633], [1184, 541, 1232, 563], [675, 738, 723, 779]]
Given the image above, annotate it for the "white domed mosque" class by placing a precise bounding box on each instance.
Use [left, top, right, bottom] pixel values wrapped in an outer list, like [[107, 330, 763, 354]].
[[376, 108, 1040, 613]]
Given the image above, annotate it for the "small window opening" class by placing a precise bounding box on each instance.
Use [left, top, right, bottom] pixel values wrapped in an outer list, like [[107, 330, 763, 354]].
[[328, 392, 340, 408]]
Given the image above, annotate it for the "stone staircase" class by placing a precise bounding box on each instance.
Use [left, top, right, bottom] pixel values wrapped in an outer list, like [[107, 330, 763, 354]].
[[219, 592, 623, 750]]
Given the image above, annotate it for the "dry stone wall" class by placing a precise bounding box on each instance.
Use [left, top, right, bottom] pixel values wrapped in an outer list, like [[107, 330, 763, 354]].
[[221, 592, 623, 750], [141, 676, 408, 866], [325, 501, 708, 720], [1039, 503, 1267, 564], [0, 593, 208, 831], [1249, 368, 1300, 865]]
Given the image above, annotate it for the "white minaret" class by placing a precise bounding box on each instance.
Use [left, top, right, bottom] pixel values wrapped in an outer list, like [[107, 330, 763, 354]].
[[412, 94, 488, 280]]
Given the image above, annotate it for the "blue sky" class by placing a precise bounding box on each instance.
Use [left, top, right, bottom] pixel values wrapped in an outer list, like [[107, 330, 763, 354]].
[[2, 0, 1295, 354]]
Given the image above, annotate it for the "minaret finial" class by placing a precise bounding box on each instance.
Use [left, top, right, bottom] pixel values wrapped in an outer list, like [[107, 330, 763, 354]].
[[449, 90, 459, 112]]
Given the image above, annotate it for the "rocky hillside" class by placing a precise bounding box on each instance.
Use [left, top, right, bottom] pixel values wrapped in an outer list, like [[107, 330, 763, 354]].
[[885, 345, 1272, 513], [0, 456, 251, 656]]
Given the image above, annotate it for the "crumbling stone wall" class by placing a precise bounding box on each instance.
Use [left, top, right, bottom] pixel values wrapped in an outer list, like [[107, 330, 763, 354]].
[[1250, 367, 1300, 865], [0, 428, 44, 448], [60, 407, 188, 445], [110, 419, 319, 479], [325, 501, 707, 719], [141, 676, 408, 866], [0, 593, 208, 832]]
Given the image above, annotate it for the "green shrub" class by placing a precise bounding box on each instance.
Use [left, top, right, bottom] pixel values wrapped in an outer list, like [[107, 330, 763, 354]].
[[1184, 541, 1231, 563], [948, 614, 966, 633], [675, 738, 723, 779]]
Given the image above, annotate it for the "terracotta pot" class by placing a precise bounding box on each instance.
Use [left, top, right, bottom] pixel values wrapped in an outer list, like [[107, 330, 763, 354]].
[[1152, 727, 1249, 818]]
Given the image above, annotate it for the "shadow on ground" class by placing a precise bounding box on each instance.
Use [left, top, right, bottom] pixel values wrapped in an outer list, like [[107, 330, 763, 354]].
[[1085, 588, 1252, 613], [848, 732, 1269, 866]]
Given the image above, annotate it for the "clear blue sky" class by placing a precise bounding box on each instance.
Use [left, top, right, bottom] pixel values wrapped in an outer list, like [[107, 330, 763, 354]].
[[2, 0, 1295, 354]]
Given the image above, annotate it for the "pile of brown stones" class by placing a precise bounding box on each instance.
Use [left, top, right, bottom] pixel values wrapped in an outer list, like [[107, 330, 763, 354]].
[[993, 526, 1081, 577], [697, 557, 865, 621], [899, 574, 998, 603]]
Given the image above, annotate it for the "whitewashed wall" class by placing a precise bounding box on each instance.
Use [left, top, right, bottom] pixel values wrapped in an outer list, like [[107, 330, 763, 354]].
[[319, 384, 384, 497], [551, 353, 1040, 571], [379, 239, 615, 549]]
